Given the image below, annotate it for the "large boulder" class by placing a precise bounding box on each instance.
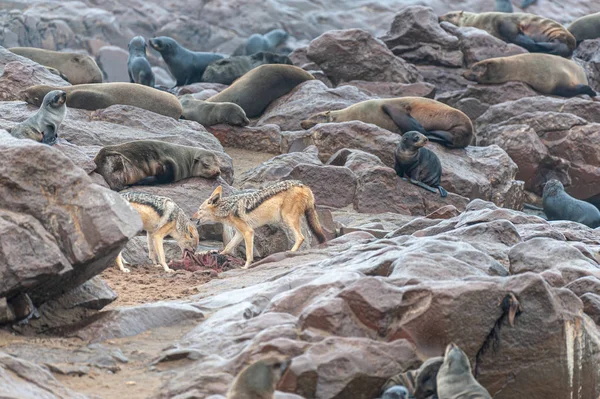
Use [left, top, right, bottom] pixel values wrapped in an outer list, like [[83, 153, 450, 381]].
[[0, 53, 69, 101], [0, 132, 141, 309], [306, 29, 422, 86]]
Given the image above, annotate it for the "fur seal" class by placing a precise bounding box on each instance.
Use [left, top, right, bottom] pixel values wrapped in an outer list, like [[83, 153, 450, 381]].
[[380, 386, 409, 399], [542, 179, 600, 228], [463, 53, 596, 97], [180, 94, 249, 126], [94, 140, 221, 191], [234, 29, 290, 56], [436, 343, 492, 399], [495, 0, 513, 13], [438, 12, 576, 57], [395, 131, 447, 197], [383, 356, 443, 399], [10, 90, 66, 145], [201, 52, 292, 85], [127, 36, 155, 87], [206, 64, 314, 118], [148, 36, 225, 86], [9, 47, 102, 84], [226, 357, 290, 399], [568, 12, 600, 43], [23, 83, 183, 119], [301, 97, 473, 149]]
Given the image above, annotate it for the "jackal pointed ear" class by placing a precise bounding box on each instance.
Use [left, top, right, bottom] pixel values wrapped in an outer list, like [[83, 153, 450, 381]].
[[208, 186, 223, 205]]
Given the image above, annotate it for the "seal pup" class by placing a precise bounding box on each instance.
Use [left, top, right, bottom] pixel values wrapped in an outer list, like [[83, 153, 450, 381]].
[[127, 36, 155, 87], [9, 47, 102, 84], [437, 343, 492, 399], [495, 0, 513, 12], [116, 192, 199, 273], [23, 83, 183, 119], [542, 179, 600, 228], [568, 12, 600, 43], [394, 131, 447, 197], [301, 97, 473, 149], [380, 385, 410, 399], [438, 12, 576, 57], [94, 140, 221, 191], [234, 29, 290, 56], [10, 90, 66, 145], [201, 52, 292, 85], [193, 180, 327, 268], [206, 64, 314, 118], [463, 53, 596, 97], [226, 357, 291, 399], [180, 94, 249, 126], [148, 36, 225, 86]]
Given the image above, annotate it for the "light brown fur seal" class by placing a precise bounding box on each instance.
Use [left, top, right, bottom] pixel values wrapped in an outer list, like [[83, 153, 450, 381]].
[[10, 90, 66, 145], [9, 47, 102, 84], [94, 140, 221, 191], [23, 83, 183, 119], [226, 357, 290, 399], [301, 97, 474, 148], [179, 94, 249, 126], [206, 64, 314, 118], [437, 343, 491, 399], [463, 53, 596, 97], [568, 12, 600, 43], [439, 11, 576, 57]]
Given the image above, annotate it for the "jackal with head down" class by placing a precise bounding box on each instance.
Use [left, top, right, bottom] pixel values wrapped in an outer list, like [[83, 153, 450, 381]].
[[192, 180, 326, 268], [116, 191, 199, 273]]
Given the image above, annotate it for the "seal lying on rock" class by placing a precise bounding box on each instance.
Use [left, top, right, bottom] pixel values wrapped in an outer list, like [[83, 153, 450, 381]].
[[23, 83, 183, 119], [234, 29, 290, 56], [463, 53, 596, 98], [10, 90, 66, 145], [437, 343, 492, 399], [542, 179, 600, 228], [201, 52, 292, 85], [395, 131, 447, 197], [206, 64, 314, 118], [439, 11, 576, 57], [9, 47, 103, 84], [94, 140, 221, 191], [149, 36, 225, 86], [180, 94, 249, 126], [568, 12, 600, 43], [226, 357, 290, 399], [127, 36, 155, 87], [301, 97, 474, 148]]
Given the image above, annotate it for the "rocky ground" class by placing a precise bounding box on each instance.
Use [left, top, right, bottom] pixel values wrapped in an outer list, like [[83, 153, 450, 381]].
[[1, 0, 600, 398]]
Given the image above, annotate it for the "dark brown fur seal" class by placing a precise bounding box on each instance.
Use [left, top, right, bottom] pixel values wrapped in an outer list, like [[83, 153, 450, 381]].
[[206, 64, 314, 118], [9, 47, 102, 84], [301, 97, 473, 148], [568, 12, 600, 43], [226, 357, 290, 399], [180, 94, 249, 126], [201, 52, 292, 85], [439, 11, 576, 57], [437, 343, 492, 399], [395, 131, 447, 197], [148, 36, 225, 87], [94, 140, 221, 191], [10, 90, 66, 145], [463, 53, 596, 97], [543, 179, 600, 228], [23, 83, 183, 119]]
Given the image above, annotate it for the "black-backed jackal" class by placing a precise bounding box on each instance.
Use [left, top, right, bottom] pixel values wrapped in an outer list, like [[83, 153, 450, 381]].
[[117, 192, 199, 273], [192, 180, 326, 268]]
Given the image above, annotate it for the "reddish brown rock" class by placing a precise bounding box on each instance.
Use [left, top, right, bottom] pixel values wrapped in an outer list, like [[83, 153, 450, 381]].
[[207, 124, 281, 154], [96, 45, 129, 82], [339, 80, 436, 99]]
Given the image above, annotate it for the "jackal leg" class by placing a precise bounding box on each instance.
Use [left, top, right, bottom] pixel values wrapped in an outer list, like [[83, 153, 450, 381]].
[[152, 233, 173, 273], [240, 228, 255, 269], [221, 230, 244, 255], [147, 231, 157, 264], [115, 252, 130, 273], [283, 213, 305, 252]]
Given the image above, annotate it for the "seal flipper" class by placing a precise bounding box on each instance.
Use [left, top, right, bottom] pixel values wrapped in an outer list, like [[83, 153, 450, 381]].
[[534, 41, 572, 57], [422, 130, 455, 147], [382, 104, 427, 134], [438, 186, 448, 198], [41, 125, 57, 146], [133, 176, 159, 186], [509, 33, 548, 53], [552, 84, 597, 98], [409, 178, 438, 194]]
